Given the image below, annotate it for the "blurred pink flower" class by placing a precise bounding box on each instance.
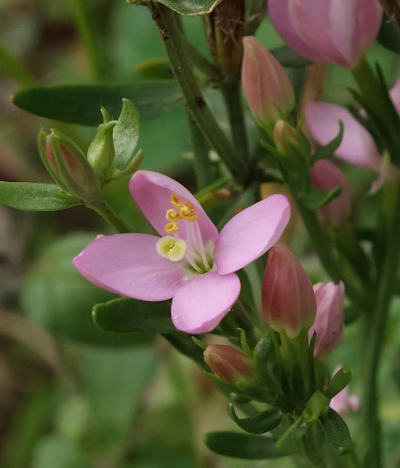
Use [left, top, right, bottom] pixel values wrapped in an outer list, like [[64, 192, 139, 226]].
[[268, 0, 382, 68], [74, 171, 290, 334]]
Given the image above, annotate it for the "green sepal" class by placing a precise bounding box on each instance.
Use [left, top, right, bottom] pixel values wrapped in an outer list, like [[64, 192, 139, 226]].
[[87, 120, 116, 179], [113, 98, 140, 170], [106, 149, 144, 182], [300, 186, 341, 211], [324, 368, 352, 398], [313, 121, 344, 161], [302, 391, 330, 423], [204, 431, 286, 459], [92, 297, 174, 334], [0, 182, 81, 211], [228, 404, 281, 434], [276, 416, 308, 452], [319, 408, 353, 455]]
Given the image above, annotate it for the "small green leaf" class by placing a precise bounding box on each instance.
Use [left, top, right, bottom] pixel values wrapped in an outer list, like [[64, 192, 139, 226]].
[[313, 121, 344, 161], [0, 182, 81, 211], [132, 0, 223, 16], [204, 431, 286, 459], [228, 404, 281, 434], [12, 82, 182, 126], [325, 368, 352, 398], [270, 45, 312, 68], [276, 416, 308, 452], [113, 98, 140, 170], [319, 409, 353, 455], [378, 14, 400, 53], [93, 297, 174, 334], [301, 186, 341, 211]]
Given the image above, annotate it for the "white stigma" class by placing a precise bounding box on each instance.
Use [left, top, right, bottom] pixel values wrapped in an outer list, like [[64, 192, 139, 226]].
[[156, 236, 187, 262]]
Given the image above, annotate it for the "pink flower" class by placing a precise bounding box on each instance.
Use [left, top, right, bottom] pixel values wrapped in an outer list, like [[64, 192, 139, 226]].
[[309, 282, 344, 358], [242, 36, 295, 130], [306, 101, 398, 189], [262, 243, 316, 337], [268, 0, 382, 68], [311, 160, 351, 227], [73, 171, 291, 334]]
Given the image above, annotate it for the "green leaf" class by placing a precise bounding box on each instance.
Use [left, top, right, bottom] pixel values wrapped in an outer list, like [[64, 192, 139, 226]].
[[313, 121, 344, 161], [0, 182, 81, 211], [162, 332, 208, 369], [319, 409, 352, 455], [204, 431, 286, 459], [93, 297, 174, 334], [21, 233, 152, 346], [301, 186, 341, 211], [113, 98, 140, 170], [377, 14, 400, 53], [228, 404, 282, 434], [12, 82, 182, 126], [129, 0, 223, 16], [276, 416, 308, 452], [325, 368, 352, 398], [270, 45, 312, 68]]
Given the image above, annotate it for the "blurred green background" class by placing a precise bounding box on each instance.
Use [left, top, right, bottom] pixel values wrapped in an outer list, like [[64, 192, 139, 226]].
[[0, 1, 400, 467]]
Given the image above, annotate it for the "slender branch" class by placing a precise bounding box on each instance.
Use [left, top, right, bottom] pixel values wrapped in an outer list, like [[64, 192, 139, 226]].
[[149, 3, 253, 183]]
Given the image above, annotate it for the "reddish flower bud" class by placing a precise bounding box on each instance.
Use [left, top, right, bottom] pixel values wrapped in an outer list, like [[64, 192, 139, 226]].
[[262, 244, 316, 337], [309, 282, 344, 358], [204, 344, 252, 384], [242, 37, 295, 131], [311, 160, 352, 227]]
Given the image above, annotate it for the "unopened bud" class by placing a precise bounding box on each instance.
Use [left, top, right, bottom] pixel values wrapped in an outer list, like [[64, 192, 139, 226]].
[[309, 282, 344, 358], [262, 243, 316, 337], [311, 160, 351, 227], [204, 344, 252, 384], [242, 37, 295, 131], [38, 128, 100, 202], [273, 120, 309, 166]]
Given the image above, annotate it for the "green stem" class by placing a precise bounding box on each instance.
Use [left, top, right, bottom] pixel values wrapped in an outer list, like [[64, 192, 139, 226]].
[[68, 0, 103, 82], [150, 3, 253, 183], [86, 199, 133, 233], [0, 43, 37, 86], [358, 181, 400, 468], [221, 79, 251, 165], [185, 111, 215, 189]]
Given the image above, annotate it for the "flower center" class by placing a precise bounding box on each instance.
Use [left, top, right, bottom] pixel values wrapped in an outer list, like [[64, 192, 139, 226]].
[[156, 193, 216, 277]]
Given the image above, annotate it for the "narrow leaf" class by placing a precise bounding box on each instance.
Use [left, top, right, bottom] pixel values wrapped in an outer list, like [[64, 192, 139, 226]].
[[12, 82, 182, 126], [302, 186, 341, 211], [204, 431, 286, 459], [0, 182, 81, 211], [129, 0, 223, 16], [113, 98, 140, 170], [319, 409, 352, 455], [276, 416, 308, 452], [313, 121, 344, 161], [93, 297, 174, 334], [270, 45, 312, 68], [228, 404, 281, 434]]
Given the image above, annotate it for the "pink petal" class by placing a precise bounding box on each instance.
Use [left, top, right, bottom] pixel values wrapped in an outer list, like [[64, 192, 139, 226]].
[[214, 194, 291, 275], [329, 0, 359, 66], [390, 77, 400, 116], [73, 233, 184, 301], [129, 170, 218, 244], [306, 102, 382, 170], [171, 272, 241, 334], [354, 0, 382, 62]]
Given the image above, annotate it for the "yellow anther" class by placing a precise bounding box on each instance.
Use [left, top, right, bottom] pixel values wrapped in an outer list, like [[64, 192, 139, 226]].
[[170, 194, 182, 208], [156, 236, 187, 262], [166, 208, 180, 221], [165, 222, 178, 234], [179, 203, 198, 221]]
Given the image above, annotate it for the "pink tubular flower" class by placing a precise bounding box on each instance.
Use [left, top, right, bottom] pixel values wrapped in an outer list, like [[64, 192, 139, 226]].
[[268, 0, 382, 68], [262, 243, 316, 337], [311, 160, 351, 227], [242, 36, 295, 130], [204, 344, 252, 384], [309, 282, 344, 358], [73, 171, 291, 334]]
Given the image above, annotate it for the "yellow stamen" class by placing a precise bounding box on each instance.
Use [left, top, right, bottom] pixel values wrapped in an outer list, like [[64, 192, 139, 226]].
[[156, 236, 187, 262], [166, 208, 180, 221], [165, 222, 178, 234], [170, 194, 182, 208]]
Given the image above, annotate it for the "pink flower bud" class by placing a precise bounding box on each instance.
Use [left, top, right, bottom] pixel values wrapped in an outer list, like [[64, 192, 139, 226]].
[[262, 244, 316, 337], [204, 344, 252, 384], [311, 160, 352, 227], [242, 36, 295, 130], [309, 282, 344, 358], [268, 0, 382, 68]]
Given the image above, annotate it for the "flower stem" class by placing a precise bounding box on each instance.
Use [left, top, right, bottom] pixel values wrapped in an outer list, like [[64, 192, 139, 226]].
[[358, 181, 400, 468], [86, 198, 133, 233], [149, 3, 253, 183]]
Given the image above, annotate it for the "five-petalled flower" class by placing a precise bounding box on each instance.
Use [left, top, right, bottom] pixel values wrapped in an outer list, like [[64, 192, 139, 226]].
[[73, 171, 291, 334]]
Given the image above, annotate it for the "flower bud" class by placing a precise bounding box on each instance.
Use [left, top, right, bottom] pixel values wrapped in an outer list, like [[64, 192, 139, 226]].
[[87, 115, 116, 180], [311, 160, 351, 228], [204, 344, 252, 384], [242, 37, 295, 130], [268, 0, 382, 68], [309, 282, 344, 358], [262, 243, 316, 337], [38, 128, 101, 202], [273, 120, 309, 165]]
